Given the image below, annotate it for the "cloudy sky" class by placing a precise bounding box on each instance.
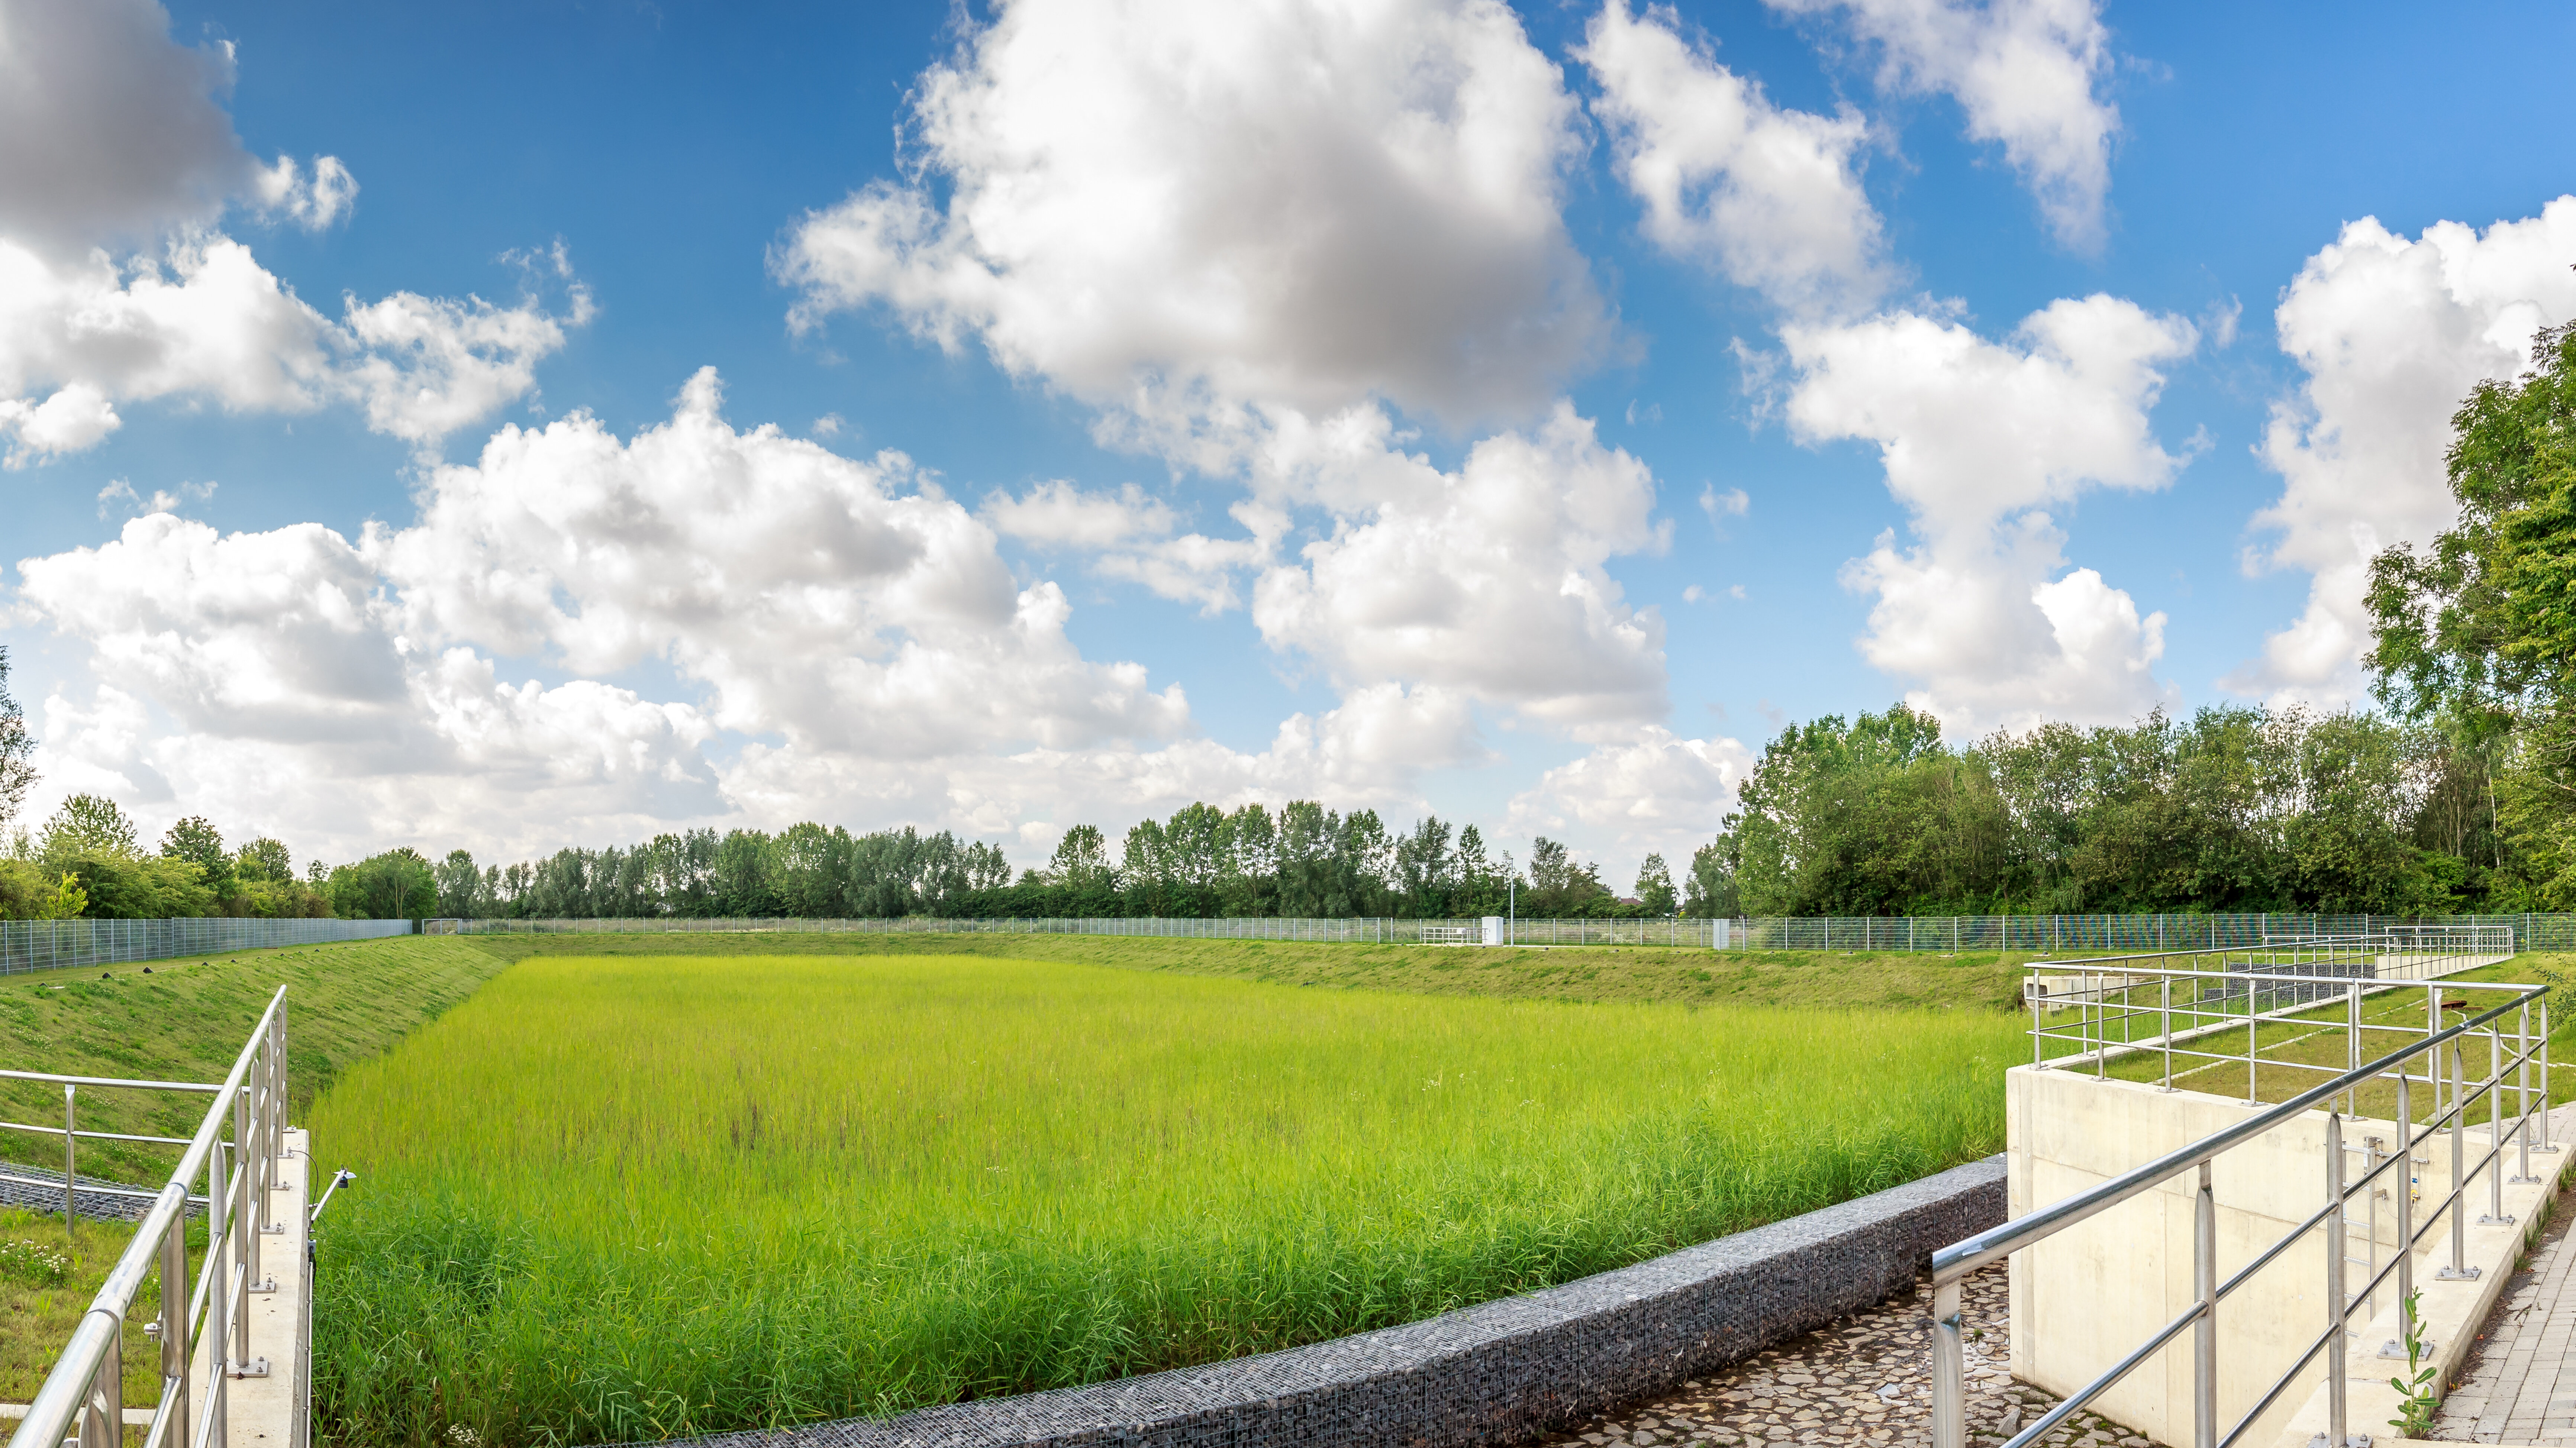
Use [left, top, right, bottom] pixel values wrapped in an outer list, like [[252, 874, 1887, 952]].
[[4, 0, 2574, 881]]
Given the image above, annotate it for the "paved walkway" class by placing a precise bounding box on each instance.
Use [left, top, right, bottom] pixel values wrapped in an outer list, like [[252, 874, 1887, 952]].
[[1535, 1264, 2148, 1448], [2437, 1164, 2576, 1444]]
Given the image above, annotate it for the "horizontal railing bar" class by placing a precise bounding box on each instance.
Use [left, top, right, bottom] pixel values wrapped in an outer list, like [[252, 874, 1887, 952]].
[[0, 1069, 222, 1093], [2219, 1316, 2342, 1448], [0, 1170, 209, 1205], [0, 1118, 196, 1145], [1995, 1298, 2207, 1448], [2217, 1193, 2344, 1301], [1937, 986, 2539, 1281]]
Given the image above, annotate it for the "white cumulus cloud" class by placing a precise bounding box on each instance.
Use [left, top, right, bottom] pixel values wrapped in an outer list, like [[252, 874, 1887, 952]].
[[1779, 295, 2197, 728], [2235, 200, 2576, 706], [1253, 402, 1671, 729], [1766, 0, 2117, 251], [1581, 0, 1888, 315], [0, 233, 588, 463], [0, 0, 579, 464], [368, 368, 1192, 759], [1508, 727, 1754, 865], [776, 0, 1608, 449]]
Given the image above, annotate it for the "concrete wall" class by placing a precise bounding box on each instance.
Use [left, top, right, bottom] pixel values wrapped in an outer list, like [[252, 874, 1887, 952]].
[[672, 1156, 2007, 1448], [2008, 1064, 2540, 1448]]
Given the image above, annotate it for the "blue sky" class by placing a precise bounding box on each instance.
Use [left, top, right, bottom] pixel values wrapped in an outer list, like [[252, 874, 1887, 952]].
[[4, 0, 2574, 884]]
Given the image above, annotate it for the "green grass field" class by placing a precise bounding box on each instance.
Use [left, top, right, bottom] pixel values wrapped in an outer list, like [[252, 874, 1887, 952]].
[[309, 951, 2022, 1447]]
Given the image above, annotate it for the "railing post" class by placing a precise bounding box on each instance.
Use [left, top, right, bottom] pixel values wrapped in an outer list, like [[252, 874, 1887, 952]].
[[61, 1083, 74, 1241], [160, 1212, 190, 1448], [2248, 972, 2260, 1104], [80, 1314, 119, 1448], [2517, 1001, 2541, 1183], [2443, 1041, 2478, 1280], [2488, 1026, 2513, 1224], [2033, 978, 2044, 1070], [2327, 1112, 2347, 1448], [2395, 1068, 2414, 1332], [2545, 996, 2557, 1154], [1932, 1275, 1963, 1448], [2162, 976, 2174, 1090], [2194, 1160, 2216, 1448]]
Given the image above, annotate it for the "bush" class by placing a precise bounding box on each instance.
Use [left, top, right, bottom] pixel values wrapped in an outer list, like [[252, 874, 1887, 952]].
[[0, 859, 84, 920]]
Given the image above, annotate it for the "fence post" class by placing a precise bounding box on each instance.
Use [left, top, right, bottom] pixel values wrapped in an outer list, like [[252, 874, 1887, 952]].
[[2444, 1041, 2477, 1279], [61, 1084, 74, 1240], [2194, 1159, 2216, 1448], [2326, 1112, 2347, 1448], [2395, 1067, 2413, 1322]]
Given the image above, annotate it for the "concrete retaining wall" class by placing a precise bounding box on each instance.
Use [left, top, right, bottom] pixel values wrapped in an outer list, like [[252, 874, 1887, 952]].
[[685, 1154, 2007, 1448]]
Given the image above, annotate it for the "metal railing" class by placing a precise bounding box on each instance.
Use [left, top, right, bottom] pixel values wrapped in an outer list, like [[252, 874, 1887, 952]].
[[2026, 927, 2518, 1093], [1933, 963, 2551, 1448], [425, 911, 2576, 952], [6, 987, 296, 1448], [0, 918, 410, 976]]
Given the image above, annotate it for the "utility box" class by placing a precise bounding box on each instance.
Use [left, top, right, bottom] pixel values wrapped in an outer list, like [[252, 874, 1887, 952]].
[[1482, 916, 1504, 946]]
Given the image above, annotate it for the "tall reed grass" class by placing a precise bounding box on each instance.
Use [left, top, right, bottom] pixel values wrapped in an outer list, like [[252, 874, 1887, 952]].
[[310, 954, 2016, 1446]]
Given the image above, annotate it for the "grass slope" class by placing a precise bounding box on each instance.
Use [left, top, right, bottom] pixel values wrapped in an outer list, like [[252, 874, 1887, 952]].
[[0, 937, 519, 1404], [312, 951, 2022, 1447], [464, 929, 2046, 1012]]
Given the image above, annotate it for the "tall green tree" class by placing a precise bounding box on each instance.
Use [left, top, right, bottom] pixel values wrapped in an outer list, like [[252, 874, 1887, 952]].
[[0, 646, 32, 835], [2369, 321, 2576, 904], [326, 850, 438, 921], [41, 794, 139, 862], [161, 817, 237, 899]]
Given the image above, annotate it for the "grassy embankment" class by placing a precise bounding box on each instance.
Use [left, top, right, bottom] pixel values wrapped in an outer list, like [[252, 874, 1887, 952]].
[[0, 937, 519, 1405], [464, 927, 2051, 1011], [310, 947, 2026, 1447]]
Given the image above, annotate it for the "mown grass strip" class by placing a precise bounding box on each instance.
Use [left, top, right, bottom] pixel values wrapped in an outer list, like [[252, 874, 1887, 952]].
[[311, 951, 2021, 1447], [465, 929, 2049, 1012]]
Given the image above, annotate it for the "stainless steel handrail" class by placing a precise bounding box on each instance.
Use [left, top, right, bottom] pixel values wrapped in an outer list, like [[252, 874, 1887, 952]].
[[5, 987, 292, 1448], [1934, 968, 2548, 1448]]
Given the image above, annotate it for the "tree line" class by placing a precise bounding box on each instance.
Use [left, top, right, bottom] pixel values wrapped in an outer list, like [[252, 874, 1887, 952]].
[[1688, 702, 2511, 918], [422, 805, 1671, 922]]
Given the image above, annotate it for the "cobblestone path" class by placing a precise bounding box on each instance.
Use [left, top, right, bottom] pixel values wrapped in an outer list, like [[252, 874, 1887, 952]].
[[1535, 1266, 2150, 1448]]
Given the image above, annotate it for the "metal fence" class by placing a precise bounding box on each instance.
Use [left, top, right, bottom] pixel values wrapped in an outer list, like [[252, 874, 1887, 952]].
[[5, 986, 300, 1448], [435, 911, 2576, 952], [1933, 953, 2551, 1448], [435, 914, 1735, 946], [0, 917, 412, 976]]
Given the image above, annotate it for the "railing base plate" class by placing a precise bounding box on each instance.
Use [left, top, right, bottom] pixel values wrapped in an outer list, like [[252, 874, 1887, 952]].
[[2378, 1338, 2434, 1358], [2479, 1213, 2518, 1225], [2438, 1265, 2482, 1280], [229, 1357, 269, 1379], [247, 1275, 275, 1294]]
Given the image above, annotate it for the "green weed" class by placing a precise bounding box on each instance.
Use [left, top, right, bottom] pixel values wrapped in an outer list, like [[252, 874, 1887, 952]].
[[310, 952, 2016, 1447]]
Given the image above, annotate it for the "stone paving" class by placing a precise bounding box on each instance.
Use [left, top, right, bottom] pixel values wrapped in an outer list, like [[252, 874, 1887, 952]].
[[2437, 1176, 2576, 1444], [1535, 1265, 2148, 1448]]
